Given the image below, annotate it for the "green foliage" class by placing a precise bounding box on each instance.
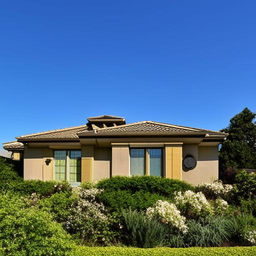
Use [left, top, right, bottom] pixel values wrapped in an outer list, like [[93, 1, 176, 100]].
[[219, 108, 256, 175], [228, 213, 256, 245], [97, 176, 194, 197], [233, 170, 256, 200], [0, 158, 23, 192], [13, 180, 72, 197], [121, 209, 167, 248], [167, 216, 234, 248], [80, 181, 95, 189], [0, 193, 73, 256], [182, 217, 234, 247], [39, 192, 78, 223], [74, 246, 256, 256], [98, 190, 167, 212], [238, 199, 256, 216]]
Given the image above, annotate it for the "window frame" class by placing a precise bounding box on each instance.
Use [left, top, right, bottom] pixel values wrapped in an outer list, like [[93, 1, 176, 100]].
[[53, 150, 81, 184], [129, 148, 163, 177]]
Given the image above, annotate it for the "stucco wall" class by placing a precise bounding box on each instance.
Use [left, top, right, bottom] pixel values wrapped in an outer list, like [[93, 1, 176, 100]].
[[111, 146, 130, 177], [182, 145, 218, 185], [24, 147, 44, 180], [93, 147, 111, 181], [24, 147, 53, 181]]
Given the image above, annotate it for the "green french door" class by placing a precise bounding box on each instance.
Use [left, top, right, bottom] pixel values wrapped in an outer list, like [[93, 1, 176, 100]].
[[54, 150, 81, 184]]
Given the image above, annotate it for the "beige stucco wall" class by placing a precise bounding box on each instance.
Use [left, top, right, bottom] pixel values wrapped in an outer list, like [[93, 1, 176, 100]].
[[23, 143, 219, 185], [24, 147, 53, 181], [182, 145, 218, 185], [93, 147, 111, 181], [24, 147, 43, 180], [111, 146, 130, 177]]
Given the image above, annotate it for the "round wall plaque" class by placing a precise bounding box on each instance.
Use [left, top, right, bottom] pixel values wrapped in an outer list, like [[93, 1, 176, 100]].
[[183, 155, 197, 171]]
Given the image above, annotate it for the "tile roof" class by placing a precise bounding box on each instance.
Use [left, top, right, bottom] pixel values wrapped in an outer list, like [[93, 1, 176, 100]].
[[77, 121, 227, 137], [16, 125, 88, 141], [9, 121, 226, 143], [3, 141, 24, 151]]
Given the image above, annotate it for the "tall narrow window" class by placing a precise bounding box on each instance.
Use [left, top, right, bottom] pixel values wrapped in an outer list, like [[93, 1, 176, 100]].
[[54, 150, 81, 183], [69, 150, 81, 182], [54, 151, 66, 181], [130, 148, 145, 176], [149, 149, 162, 176]]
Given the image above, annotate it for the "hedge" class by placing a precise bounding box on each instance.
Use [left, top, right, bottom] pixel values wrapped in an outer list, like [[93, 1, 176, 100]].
[[97, 176, 194, 197], [74, 246, 256, 256]]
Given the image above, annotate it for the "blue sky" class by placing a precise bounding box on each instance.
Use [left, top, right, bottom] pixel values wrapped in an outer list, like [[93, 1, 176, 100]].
[[1, 0, 256, 148]]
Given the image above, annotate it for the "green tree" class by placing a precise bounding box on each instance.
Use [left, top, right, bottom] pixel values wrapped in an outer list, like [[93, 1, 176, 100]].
[[219, 108, 256, 174]]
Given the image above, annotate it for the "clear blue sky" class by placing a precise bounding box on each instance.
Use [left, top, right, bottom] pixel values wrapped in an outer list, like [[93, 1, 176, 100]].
[[1, 1, 256, 147]]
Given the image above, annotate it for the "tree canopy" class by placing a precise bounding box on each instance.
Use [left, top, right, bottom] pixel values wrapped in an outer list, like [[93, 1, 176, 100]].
[[219, 107, 256, 173]]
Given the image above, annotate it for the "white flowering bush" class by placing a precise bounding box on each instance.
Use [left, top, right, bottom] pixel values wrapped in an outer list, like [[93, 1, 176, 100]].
[[197, 180, 233, 199], [214, 198, 229, 215], [244, 230, 256, 245], [66, 188, 115, 245], [146, 200, 188, 233], [174, 190, 213, 218]]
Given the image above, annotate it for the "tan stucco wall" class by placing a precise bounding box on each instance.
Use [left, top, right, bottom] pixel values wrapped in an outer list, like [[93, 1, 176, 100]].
[[182, 145, 218, 185], [111, 146, 130, 176], [24, 147, 54, 181], [24, 147, 43, 180], [93, 147, 111, 181]]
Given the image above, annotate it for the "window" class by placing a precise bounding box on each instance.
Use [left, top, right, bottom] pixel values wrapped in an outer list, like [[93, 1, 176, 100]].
[[130, 148, 163, 177], [54, 150, 81, 183], [149, 149, 162, 177], [130, 148, 145, 176]]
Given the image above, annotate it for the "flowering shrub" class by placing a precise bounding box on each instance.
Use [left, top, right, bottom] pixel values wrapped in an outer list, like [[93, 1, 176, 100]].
[[214, 198, 229, 214], [146, 200, 188, 233], [244, 230, 256, 245], [174, 190, 213, 218], [66, 188, 115, 245], [197, 181, 233, 200]]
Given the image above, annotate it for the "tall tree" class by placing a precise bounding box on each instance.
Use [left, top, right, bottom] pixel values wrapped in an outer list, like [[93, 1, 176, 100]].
[[219, 108, 256, 173]]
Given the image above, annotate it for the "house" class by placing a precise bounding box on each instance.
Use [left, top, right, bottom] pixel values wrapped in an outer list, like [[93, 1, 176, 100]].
[[3, 115, 227, 185]]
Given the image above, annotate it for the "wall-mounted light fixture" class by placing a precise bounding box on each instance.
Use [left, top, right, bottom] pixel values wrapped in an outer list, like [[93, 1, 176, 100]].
[[45, 159, 52, 166]]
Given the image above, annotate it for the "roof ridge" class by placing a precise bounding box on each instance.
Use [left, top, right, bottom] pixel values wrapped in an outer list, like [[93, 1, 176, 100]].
[[77, 121, 148, 133], [80, 120, 222, 133], [17, 124, 87, 139]]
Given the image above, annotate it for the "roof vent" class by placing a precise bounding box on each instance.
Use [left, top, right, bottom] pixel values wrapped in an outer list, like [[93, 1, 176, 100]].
[[86, 115, 126, 130]]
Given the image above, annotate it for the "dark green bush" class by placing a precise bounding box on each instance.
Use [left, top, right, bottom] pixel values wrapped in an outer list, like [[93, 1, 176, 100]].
[[121, 209, 167, 248], [233, 170, 256, 200], [39, 192, 78, 223], [0, 193, 73, 256], [228, 213, 256, 245], [0, 158, 23, 192], [97, 176, 194, 198], [97, 190, 167, 212], [14, 180, 72, 197]]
